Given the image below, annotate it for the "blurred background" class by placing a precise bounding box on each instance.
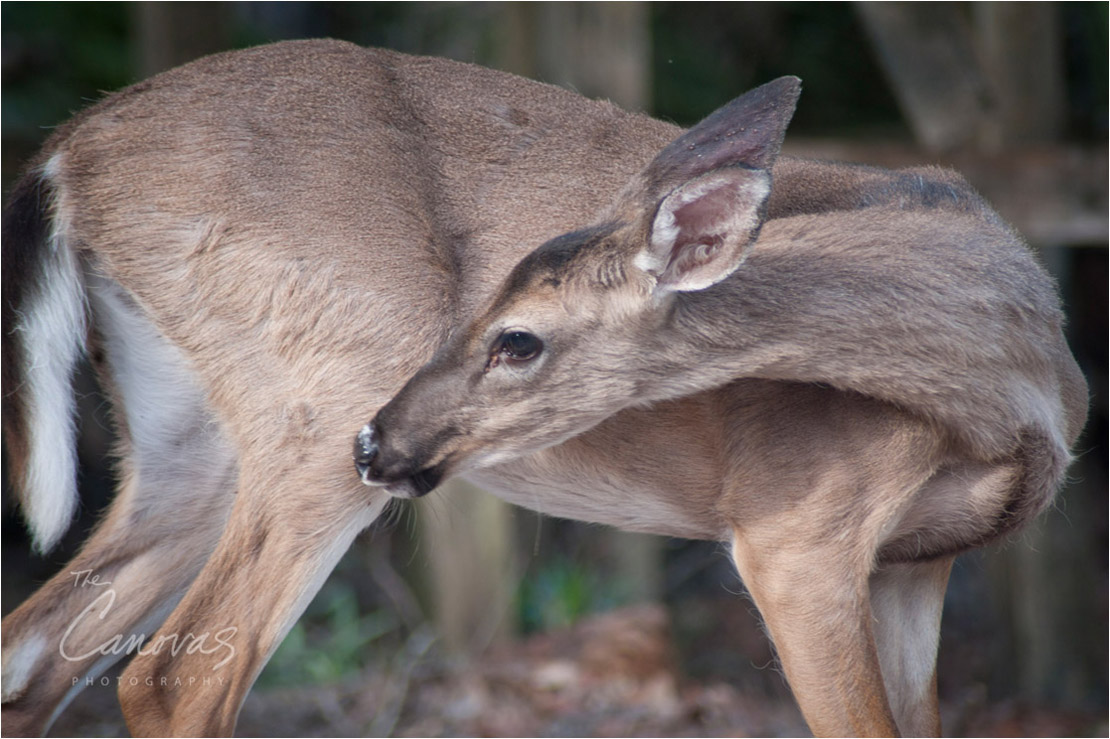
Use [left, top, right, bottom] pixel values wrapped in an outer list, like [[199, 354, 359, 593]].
[[2, 3, 1106, 736]]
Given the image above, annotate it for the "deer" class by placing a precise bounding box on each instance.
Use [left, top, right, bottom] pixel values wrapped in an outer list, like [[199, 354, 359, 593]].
[[0, 39, 1086, 737]]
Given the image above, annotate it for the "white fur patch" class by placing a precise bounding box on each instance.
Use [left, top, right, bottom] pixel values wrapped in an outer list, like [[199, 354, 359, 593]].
[[1, 633, 48, 702], [86, 276, 208, 466], [636, 206, 678, 276], [82, 270, 250, 543], [869, 560, 950, 732], [641, 169, 771, 293], [18, 153, 86, 553]]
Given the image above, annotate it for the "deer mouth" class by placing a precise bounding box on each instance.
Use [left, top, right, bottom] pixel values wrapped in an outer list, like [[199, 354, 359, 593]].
[[382, 463, 446, 499]]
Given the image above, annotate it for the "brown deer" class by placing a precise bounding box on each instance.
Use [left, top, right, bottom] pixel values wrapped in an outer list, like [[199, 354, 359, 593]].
[[1, 39, 1086, 736]]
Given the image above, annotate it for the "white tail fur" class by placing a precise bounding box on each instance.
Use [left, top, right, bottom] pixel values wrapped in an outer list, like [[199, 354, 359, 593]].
[[14, 156, 86, 553]]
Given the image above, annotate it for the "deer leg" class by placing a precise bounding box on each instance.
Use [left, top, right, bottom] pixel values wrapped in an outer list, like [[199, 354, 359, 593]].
[[2, 282, 238, 736], [716, 381, 948, 736], [117, 456, 388, 736], [730, 528, 899, 737], [0, 440, 236, 737], [869, 556, 954, 737]]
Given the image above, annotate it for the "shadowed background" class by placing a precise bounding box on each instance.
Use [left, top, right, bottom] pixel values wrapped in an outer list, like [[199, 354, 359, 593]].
[[2, 3, 1106, 736]]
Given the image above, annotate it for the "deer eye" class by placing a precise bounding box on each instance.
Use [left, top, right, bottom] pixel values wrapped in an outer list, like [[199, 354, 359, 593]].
[[497, 331, 543, 363]]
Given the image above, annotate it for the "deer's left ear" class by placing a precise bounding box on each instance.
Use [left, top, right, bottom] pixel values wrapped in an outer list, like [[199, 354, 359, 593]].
[[634, 76, 800, 293]]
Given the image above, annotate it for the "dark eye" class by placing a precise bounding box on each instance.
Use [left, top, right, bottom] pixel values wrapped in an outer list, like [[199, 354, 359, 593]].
[[498, 331, 543, 363]]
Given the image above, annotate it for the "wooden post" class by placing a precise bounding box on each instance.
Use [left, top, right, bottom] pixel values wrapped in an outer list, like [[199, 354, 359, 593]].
[[504, 1, 663, 606], [855, 3, 990, 152], [973, 2, 1065, 147], [417, 480, 516, 652], [132, 2, 231, 77]]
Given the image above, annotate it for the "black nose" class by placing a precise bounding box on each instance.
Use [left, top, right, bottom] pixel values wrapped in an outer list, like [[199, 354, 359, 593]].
[[353, 423, 379, 484]]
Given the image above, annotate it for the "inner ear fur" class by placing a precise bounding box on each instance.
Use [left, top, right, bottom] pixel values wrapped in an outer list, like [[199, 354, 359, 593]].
[[637, 167, 771, 292]]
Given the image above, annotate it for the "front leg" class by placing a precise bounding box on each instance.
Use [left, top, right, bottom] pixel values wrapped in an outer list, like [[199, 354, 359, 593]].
[[730, 529, 899, 737], [117, 460, 387, 736]]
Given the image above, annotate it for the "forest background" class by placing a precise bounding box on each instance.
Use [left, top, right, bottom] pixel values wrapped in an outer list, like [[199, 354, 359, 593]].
[[2, 3, 1106, 736]]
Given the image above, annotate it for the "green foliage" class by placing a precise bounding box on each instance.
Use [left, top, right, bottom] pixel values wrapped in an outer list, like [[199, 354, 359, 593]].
[[257, 581, 398, 688], [650, 3, 904, 135], [516, 556, 632, 633], [2, 3, 131, 147]]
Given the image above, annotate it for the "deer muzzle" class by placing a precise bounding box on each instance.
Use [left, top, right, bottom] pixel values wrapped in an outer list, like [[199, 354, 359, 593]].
[[353, 422, 444, 498]]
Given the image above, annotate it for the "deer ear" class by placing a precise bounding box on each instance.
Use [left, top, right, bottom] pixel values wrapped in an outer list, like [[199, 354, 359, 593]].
[[634, 76, 800, 293]]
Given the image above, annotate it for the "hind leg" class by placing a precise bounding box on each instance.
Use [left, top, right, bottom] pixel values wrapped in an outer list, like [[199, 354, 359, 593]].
[[718, 382, 949, 736], [0, 453, 235, 735], [1, 277, 237, 735], [865, 460, 1020, 736], [870, 556, 954, 737]]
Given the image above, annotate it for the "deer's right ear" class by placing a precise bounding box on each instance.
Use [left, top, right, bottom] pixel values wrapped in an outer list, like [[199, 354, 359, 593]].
[[633, 77, 800, 294]]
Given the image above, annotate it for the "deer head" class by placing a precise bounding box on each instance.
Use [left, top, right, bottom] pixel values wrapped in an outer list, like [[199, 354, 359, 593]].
[[355, 77, 801, 498]]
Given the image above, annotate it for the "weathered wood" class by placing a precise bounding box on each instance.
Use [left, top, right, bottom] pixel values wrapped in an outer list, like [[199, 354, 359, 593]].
[[974, 2, 1066, 146], [133, 2, 232, 78], [855, 4, 990, 152], [420, 480, 516, 652], [501, 2, 651, 112]]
